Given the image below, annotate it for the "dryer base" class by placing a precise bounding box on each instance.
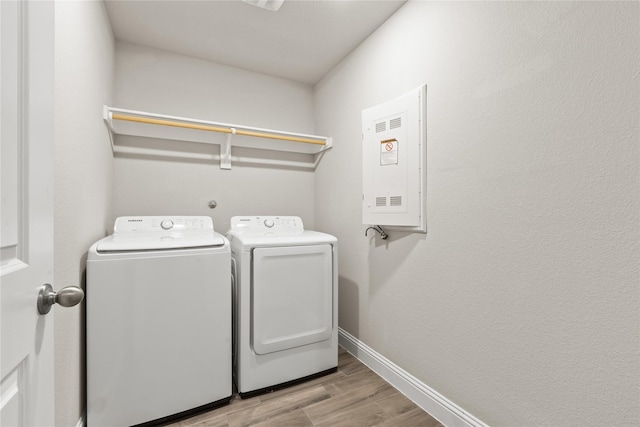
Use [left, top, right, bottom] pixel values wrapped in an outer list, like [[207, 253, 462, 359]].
[[238, 367, 338, 399]]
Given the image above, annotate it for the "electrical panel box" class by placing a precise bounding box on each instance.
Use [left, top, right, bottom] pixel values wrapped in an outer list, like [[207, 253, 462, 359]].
[[362, 85, 426, 232]]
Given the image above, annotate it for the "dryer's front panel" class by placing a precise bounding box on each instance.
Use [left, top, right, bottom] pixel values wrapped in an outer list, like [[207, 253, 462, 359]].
[[251, 244, 333, 355]]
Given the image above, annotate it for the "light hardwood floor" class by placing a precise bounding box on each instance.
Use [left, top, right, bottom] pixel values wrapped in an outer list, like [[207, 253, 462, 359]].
[[168, 347, 443, 427]]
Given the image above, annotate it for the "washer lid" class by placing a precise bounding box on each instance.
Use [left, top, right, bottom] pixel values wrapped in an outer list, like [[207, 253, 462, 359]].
[[96, 232, 226, 252]]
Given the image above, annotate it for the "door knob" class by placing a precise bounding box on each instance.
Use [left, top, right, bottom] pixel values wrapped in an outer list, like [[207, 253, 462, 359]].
[[37, 283, 84, 315]]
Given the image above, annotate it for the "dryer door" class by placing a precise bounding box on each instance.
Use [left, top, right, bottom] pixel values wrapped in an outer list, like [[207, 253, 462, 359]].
[[252, 244, 333, 355]]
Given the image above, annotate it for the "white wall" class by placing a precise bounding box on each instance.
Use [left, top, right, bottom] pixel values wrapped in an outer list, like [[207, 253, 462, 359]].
[[54, 1, 114, 426], [315, 1, 639, 425], [112, 42, 317, 231]]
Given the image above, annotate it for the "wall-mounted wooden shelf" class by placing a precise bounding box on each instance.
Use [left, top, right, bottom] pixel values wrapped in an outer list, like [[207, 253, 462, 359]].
[[103, 106, 332, 169]]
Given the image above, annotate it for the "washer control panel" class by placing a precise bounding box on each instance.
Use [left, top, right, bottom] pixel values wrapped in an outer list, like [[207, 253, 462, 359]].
[[113, 216, 214, 233], [230, 216, 304, 233]]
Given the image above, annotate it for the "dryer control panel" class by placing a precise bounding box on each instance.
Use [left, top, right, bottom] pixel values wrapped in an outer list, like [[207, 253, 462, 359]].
[[113, 216, 214, 233], [229, 216, 304, 234]]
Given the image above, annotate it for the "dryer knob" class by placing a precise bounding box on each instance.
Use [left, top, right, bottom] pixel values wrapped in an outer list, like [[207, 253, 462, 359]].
[[264, 219, 274, 228], [161, 219, 174, 230]]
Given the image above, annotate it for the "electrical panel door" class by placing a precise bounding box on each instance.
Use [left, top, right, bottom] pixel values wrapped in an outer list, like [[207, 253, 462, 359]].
[[362, 86, 426, 232]]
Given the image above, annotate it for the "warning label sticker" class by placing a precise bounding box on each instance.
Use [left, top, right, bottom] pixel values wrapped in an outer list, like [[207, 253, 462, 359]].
[[380, 138, 398, 165]]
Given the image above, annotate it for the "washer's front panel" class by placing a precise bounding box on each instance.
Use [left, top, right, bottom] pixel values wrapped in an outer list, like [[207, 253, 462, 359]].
[[251, 244, 332, 355], [87, 250, 231, 426]]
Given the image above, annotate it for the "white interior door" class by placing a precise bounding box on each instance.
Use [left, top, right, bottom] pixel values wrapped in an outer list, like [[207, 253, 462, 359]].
[[1, 1, 55, 425]]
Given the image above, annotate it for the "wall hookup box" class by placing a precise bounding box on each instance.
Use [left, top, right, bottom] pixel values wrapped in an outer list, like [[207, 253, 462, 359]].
[[362, 85, 426, 233]]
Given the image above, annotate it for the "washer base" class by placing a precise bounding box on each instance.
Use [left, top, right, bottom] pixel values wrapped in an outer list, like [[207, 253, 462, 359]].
[[132, 395, 232, 427]]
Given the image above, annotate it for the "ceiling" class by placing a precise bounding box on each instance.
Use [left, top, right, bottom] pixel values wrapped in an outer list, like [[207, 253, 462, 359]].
[[104, 0, 407, 85]]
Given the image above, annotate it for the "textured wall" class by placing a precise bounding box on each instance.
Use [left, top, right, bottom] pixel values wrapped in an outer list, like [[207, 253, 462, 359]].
[[112, 42, 317, 232], [314, 1, 639, 425], [54, 1, 115, 426]]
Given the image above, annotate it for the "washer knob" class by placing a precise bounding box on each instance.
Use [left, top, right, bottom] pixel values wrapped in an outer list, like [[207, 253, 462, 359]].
[[161, 219, 174, 230], [264, 219, 274, 228]]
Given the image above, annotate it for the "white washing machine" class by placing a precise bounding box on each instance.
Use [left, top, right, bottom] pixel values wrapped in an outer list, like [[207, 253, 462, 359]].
[[87, 216, 232, 427], [227, 216, 338, 398]]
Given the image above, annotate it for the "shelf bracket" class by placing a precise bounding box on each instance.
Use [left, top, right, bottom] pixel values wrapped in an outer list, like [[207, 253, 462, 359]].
[[220, 128, 235, 170], [103, 106, 116, 152]]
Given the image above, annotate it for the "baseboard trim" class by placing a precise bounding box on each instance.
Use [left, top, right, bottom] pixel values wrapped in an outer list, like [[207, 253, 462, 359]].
[[75, 410, 86, 427], [338, 328, 488, 427]]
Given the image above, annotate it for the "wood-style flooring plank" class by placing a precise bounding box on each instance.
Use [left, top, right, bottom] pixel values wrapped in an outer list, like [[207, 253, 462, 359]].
[[247, 409, 313, 427], [379, 407, 444, 427], [336, 348, 369, 377], [303, 372, 396, 424], [226, 385, 330, 427], [166, 347, 443, 427], [375, 392, 422, 418], [312, 401, 390, 427]]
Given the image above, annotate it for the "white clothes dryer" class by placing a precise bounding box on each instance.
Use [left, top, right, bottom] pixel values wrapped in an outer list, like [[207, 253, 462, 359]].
[[227, 216, 338, 398], [87, 216, 231, 427]]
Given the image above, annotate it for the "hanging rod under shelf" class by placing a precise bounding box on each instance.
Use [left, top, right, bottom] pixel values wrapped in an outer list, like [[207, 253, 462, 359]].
[[111, 113, 328, 146]]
